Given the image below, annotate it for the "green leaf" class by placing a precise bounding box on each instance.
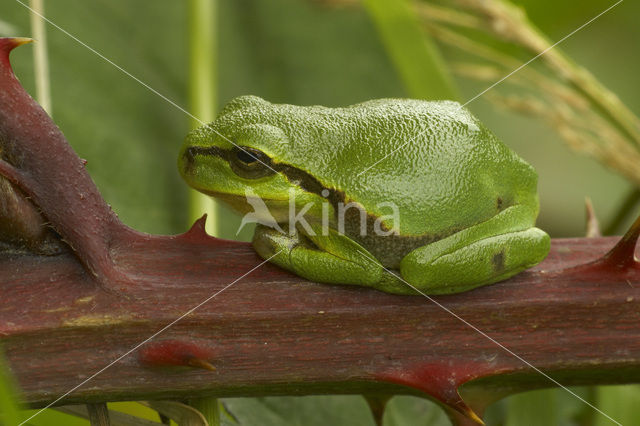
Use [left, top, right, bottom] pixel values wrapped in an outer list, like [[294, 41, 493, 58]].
[[505, 389, 559, 426], [5, 0, 192, 236], [0, 19, 19, 37], [221, 396, 374, 426], [17, 409, 89, 426], [383, 396, 450, 426], [0, 351, 21, 426], [594, 385, 640, 426], [362, 0, 458, 101]]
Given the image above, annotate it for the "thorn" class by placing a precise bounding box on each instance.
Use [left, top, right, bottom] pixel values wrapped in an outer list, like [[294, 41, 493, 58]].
[[187, 357, 216, 372], [193, 214, 208, 230], [179, 214, 215, 242], [600, 213, 640, 268], [0, 38, 33, 62], [376, 363, 492, 425], [11, 37, 34, 46], [186, 214, 208, 235], [0, 37, 34, 88], [4, 37, 33, 48], [584, 197, 601, 238], [138, 339, 216, 371], [465, 408, 485, 425], [553, 211, 640, 280], [560, 212, 640, 278], [363, 394, 391, 426]]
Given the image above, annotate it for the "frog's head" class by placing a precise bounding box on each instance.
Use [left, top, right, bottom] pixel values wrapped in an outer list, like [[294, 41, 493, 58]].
[[178, 95, 325, 222]]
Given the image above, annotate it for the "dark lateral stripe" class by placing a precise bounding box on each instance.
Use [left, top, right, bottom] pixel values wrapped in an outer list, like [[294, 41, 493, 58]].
[[275, 163, 345, 206], [184, 146, 229, 163], [185, 145, 346, 207]]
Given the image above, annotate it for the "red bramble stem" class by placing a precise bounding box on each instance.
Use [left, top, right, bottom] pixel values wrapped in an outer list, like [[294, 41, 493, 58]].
[[0, 38, 134, 287], [1, 38, 640, 426]]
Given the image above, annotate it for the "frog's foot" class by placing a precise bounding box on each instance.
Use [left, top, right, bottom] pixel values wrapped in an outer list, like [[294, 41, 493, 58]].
[[253, 223, 409, 292], [400, 205, 550, 295]]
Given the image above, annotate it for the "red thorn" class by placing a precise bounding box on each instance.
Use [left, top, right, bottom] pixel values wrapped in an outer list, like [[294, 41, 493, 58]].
[[139, 340, 215, 371], [463, 409, 485, 425], [187, 357, 216, 371], [191, 214, 208, 233], [559, 214, 640, 278], [177, 214, 214, 242], [0, 37, 131, 287], [376, 362, 491, 424], [599, 214, 640, 268], [0, 38, 33, 68], [0, 37, 33, 52]]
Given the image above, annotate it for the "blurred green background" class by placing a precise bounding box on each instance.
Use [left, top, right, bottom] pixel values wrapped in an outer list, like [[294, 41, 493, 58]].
[[2, 0, 639, 425]]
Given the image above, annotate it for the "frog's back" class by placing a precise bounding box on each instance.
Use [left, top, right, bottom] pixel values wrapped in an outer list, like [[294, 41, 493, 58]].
[[275, 98, 536, 234], [214, 96, 537, 242]]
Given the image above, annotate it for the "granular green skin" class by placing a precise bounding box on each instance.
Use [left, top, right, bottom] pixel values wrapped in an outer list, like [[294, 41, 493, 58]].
[[179, 96, 549, 295]]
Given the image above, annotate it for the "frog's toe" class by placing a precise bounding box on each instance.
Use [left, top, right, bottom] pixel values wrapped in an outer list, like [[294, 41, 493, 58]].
[[371, 270, 421, 295], [400, 227, 550, 294], [252, 224, 384, 286]]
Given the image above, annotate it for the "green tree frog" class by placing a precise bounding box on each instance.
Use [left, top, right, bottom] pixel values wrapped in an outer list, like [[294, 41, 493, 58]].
[[178, 95, 550, 295]]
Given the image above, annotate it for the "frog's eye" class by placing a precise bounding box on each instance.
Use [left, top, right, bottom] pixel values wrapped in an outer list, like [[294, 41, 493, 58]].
[[229, 146, 275, 179], [233, 146, 270, 167]]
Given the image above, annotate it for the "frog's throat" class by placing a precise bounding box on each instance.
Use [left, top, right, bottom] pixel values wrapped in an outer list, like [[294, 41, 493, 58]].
[[195, 189, 289, 221]]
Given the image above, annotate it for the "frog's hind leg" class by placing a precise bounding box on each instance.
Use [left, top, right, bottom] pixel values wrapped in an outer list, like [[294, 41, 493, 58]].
[[400, 204, 550, 295], [253, 223, 410, 293]]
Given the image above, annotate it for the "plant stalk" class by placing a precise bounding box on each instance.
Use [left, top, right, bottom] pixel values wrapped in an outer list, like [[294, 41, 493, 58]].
[[188, 0, 219, 236], [29, 0, 52, 115]]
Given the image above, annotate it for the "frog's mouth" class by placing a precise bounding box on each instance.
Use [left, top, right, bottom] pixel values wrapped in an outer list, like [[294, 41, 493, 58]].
[[197, 189, 291, 222]]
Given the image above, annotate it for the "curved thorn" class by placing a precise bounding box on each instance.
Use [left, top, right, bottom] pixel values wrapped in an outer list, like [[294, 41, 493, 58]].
[[186, 357, 216, 372], [465, 408, 485, 425], [601, 213, 640, 268], [0, 37, 33, 52], [0, 38, 33, 69], [584, 197, 601, 238]]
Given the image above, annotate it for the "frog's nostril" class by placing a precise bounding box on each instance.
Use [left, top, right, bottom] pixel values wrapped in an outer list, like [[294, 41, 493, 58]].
[[184, 147, 197, 163], [179, 147, 198, 176], [181, 146, 227, 172], [184, 146, 225, 160]]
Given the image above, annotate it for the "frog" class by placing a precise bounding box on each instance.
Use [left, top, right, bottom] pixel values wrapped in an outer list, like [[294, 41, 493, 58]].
[[178, 95, 550, 295]]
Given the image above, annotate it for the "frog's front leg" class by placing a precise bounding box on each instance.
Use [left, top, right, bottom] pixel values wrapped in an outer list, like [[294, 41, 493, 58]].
[[400, 204, 550, 294], [253, 223, 408, 292]]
